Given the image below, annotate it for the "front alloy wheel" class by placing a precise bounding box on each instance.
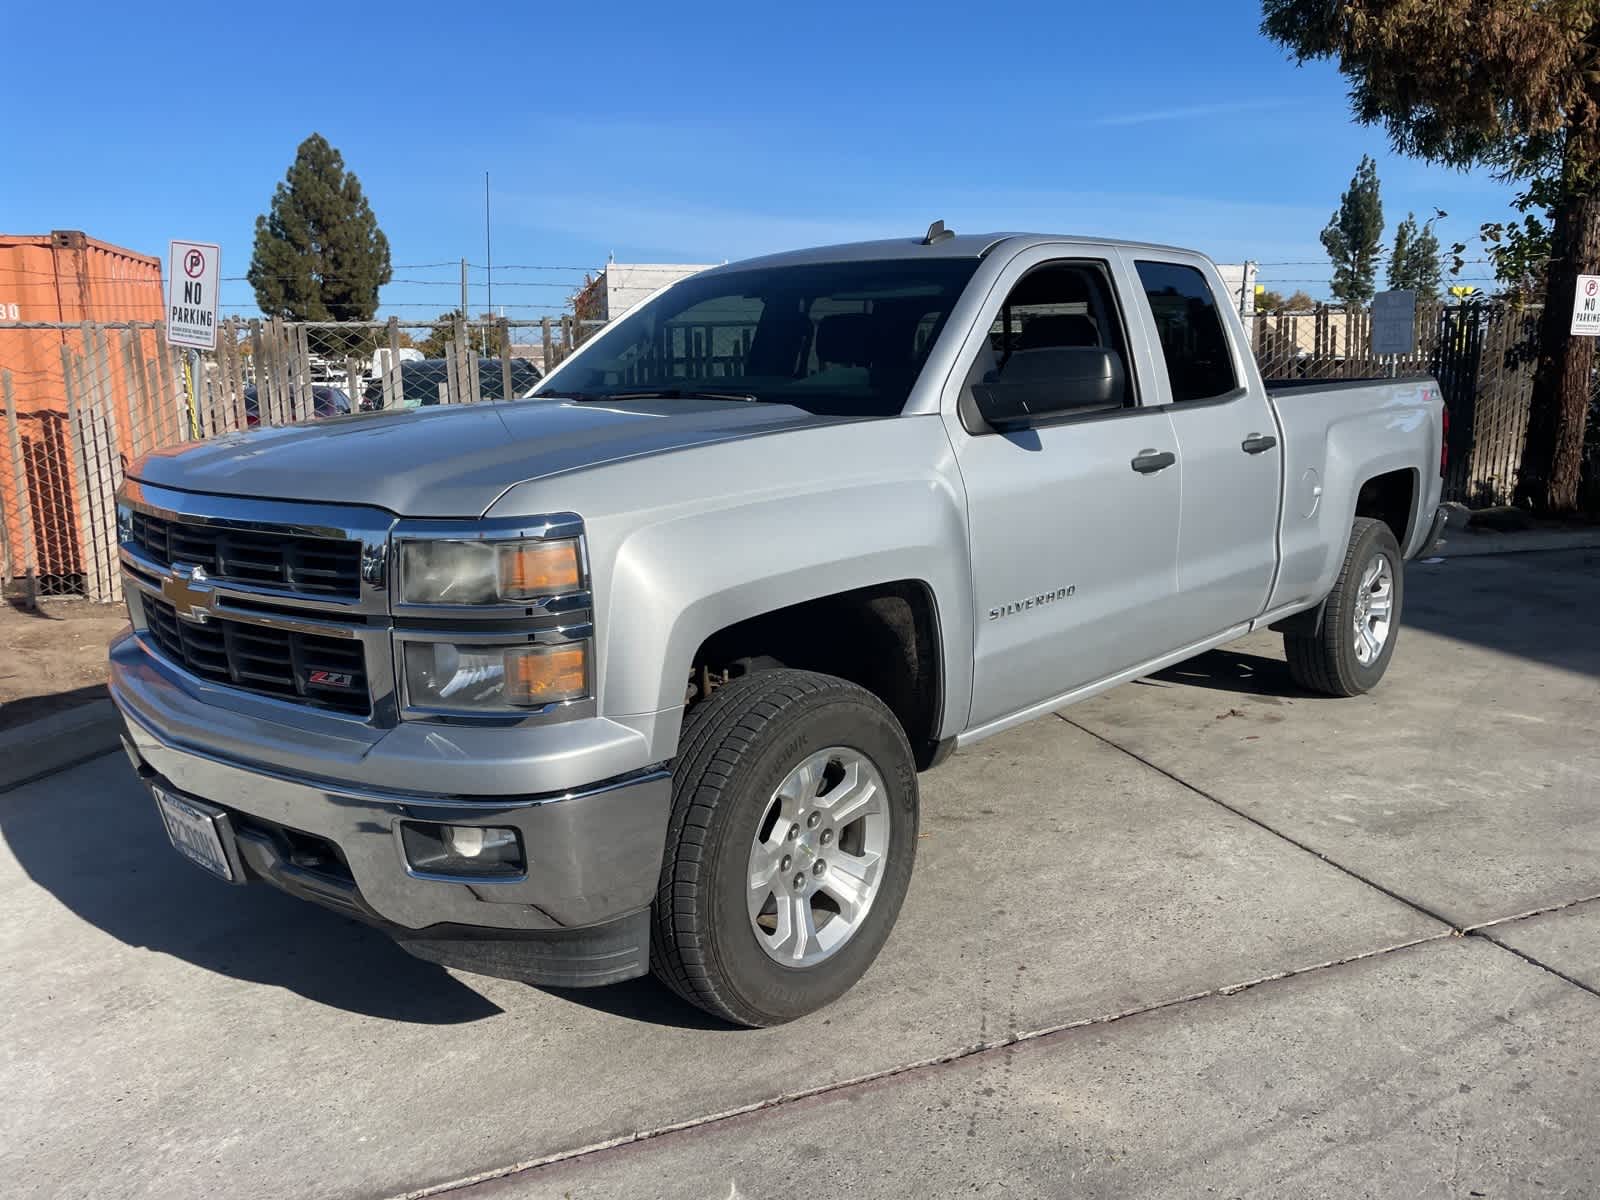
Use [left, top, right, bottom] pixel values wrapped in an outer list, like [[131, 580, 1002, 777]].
[[652, 670, 918, 1027], [747, 747, 891, 967]]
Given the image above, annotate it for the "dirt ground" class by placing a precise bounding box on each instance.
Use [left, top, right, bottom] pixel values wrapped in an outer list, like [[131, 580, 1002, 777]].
[[0, 598, 126, 731]]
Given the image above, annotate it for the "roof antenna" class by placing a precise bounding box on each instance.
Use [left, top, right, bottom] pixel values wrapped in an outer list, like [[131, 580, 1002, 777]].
[[922, 219, 955, 245]]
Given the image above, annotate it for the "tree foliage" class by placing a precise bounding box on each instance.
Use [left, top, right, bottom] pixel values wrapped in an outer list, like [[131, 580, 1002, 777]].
[[1389, 211, 1443, 296], [1261, 0, 1600, 513], [415, 312, 460, 360], [1256, 287, 1319, 311], [416, 311, 507, 359], [1321, 156, 1385, 303], [1465, 172, 1561, 301], [248, 134, 393, 324]]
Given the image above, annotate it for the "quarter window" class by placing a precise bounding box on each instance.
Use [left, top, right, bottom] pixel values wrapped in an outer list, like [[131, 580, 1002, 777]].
[[1134, 261, 1238, 403]]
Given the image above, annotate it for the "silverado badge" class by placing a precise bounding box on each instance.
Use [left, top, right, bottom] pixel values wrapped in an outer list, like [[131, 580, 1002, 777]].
[[988, 586, 1074, 621]]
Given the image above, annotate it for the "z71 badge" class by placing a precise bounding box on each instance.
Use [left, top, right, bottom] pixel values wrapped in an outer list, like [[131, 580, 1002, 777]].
[[988, 586, 1074, 621]]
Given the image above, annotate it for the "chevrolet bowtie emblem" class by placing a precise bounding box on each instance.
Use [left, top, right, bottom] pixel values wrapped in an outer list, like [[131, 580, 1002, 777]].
[[162, 563, 214, 624]]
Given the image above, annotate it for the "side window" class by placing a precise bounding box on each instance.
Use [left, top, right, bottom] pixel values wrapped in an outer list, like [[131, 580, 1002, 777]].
[[968, 261, 1135, 425], [1133, 261, 1238, 403]]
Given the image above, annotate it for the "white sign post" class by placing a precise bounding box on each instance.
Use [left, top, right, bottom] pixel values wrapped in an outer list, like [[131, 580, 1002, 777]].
[[166, 240, 221, 350], [1370, 289, 1417, 357], [1571, 275, 1600, 337]]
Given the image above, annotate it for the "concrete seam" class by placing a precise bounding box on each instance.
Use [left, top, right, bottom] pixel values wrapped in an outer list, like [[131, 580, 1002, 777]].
[[385, 933, 1454, 1200], [1469, 931, 1600, 1002], [1057, 714, 1460, 932], [1460, 892, 1600, 934]]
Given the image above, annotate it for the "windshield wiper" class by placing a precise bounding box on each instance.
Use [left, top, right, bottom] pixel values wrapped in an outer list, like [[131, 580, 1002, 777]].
[[578, 388, 764, 404]]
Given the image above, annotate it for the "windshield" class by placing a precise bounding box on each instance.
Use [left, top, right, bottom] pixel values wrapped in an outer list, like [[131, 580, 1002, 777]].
[[535, 258, 981, 417]]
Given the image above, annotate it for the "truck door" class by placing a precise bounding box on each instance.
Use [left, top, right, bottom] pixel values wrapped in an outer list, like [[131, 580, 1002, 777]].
[[946, 250, 1184, 730], [1122, 255, 1280, 642]]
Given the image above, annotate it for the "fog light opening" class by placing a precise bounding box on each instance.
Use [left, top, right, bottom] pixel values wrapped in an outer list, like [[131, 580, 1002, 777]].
[[401, 822, 525, 878]]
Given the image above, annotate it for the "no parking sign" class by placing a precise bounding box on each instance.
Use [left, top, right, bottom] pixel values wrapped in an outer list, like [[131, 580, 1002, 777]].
[[167, 240, 220, 350], [1571, 275, 1600, 337]]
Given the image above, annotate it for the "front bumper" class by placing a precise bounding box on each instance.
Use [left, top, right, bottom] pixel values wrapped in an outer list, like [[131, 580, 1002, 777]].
[[112, 631, 673, 983]]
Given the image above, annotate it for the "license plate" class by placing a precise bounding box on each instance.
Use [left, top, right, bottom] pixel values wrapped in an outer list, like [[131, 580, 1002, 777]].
[[153, 786, 238, 883]]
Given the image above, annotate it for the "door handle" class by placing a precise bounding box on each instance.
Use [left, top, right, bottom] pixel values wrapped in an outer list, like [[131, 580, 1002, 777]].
[[1241, 433, 1278, 454], [1130, 449, 1176, 474]]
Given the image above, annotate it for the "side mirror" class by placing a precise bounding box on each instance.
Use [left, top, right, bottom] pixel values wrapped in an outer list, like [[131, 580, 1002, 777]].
[[973, 346, 1125, 430]]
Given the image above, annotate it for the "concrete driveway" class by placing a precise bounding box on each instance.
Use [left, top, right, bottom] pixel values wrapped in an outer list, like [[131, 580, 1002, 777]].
[[3, 550, 1597, 1199]]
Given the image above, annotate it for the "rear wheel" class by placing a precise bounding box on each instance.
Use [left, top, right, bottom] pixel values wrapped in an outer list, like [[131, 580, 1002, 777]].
[[651, 669, 918, 1027], [1285, 516, 1403, 697]]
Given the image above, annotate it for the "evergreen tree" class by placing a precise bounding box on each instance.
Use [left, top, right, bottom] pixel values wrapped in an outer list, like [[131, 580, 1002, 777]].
[[248, 134, 392, 325], [1388, 212, 1443, 296], [1262, 0, 1600, 512], [1320, 156, 1385, 303]]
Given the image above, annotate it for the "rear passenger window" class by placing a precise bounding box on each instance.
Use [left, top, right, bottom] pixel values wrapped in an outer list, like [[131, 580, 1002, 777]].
[[1134, 261, 1238, 403]]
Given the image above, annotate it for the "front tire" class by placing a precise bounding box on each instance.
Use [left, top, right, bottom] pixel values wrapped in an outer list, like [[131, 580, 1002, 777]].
[[651, 669, 918, 1027], [1285, 516, 1403, 697]]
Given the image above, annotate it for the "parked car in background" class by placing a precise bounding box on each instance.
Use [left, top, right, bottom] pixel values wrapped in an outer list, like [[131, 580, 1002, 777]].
[[111, 229, 1448, 1028], [361, 358, 543, 409], [242, 385, 351, 427]]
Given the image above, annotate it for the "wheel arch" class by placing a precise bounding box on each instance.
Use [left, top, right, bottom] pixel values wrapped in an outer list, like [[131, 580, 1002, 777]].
[[594, 479, 972, 763]]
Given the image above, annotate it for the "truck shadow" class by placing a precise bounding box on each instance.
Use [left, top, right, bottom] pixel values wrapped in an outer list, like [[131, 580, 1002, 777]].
[[1141, 648, 1320, 698], [1400, 550, 1600, 680], [533, 978, 734, 1031], [0, 766, 503, 1025]]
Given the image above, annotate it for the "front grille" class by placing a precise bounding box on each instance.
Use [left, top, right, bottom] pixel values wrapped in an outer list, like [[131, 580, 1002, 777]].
[[130, 511, 363, 598], [142, 594, 371, 715]]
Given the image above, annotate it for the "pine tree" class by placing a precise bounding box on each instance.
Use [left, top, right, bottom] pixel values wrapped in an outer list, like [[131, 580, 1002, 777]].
[[1320, 156, 1385, 303], [1262, 0, 1600, 512], [248, 134, 392, 325], [1388, 213, 1443, 296]]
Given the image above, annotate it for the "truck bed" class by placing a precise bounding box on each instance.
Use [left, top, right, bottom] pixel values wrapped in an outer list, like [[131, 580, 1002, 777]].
[[1266, 375, 1432, 395]]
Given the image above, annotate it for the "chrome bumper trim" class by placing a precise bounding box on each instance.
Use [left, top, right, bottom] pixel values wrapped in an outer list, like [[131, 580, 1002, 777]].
[[119, 702, 672, 932]]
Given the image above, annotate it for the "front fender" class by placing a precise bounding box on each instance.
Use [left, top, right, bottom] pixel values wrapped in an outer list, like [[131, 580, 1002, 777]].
[[601, 474, 971, 746], [487, 415, 974, 765]]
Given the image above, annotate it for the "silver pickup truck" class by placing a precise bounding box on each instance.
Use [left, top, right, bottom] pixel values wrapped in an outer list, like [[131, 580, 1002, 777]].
[[110, 229, 1447, 1026]]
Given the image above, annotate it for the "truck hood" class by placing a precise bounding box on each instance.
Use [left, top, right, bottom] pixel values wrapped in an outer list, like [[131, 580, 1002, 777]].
[[130, 398, 840, 517]]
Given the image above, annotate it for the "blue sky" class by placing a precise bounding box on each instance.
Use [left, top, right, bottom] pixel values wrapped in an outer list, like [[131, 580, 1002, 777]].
[[4, 0, 1517, 320]]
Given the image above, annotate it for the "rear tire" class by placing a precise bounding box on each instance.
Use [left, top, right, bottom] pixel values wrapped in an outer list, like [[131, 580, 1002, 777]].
[[1285, 516, 1403, 697], [651, 669, 918, 1027]]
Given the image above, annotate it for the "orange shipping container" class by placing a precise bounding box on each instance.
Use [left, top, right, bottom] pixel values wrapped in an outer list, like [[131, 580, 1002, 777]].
[[1, 231, 165, 593]]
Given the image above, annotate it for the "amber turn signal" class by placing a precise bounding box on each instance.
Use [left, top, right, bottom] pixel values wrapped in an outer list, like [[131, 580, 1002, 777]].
[[505, 643, 588, 706], [497, 539, 581, 598]]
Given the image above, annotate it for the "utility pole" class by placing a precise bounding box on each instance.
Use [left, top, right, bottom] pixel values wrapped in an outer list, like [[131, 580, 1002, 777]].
[[460, 258, 469, 318]]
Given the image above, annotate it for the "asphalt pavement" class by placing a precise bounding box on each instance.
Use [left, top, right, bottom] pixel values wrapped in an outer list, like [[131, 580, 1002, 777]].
[[3, 549, 1596, 1200]]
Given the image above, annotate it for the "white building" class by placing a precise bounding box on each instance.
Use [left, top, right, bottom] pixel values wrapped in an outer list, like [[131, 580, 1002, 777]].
[[1214, 262, 1260, 316], [576, 262, 719, 321]]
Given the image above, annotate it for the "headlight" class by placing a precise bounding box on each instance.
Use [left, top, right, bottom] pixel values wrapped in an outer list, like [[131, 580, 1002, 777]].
[[399, 538, 582, 605], [403, 639, 589, 713]]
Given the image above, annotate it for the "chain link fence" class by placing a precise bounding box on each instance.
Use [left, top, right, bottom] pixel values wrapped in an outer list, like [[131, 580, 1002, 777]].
[[0, 300, 1568, 605], [1, 316, 598, 603]]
